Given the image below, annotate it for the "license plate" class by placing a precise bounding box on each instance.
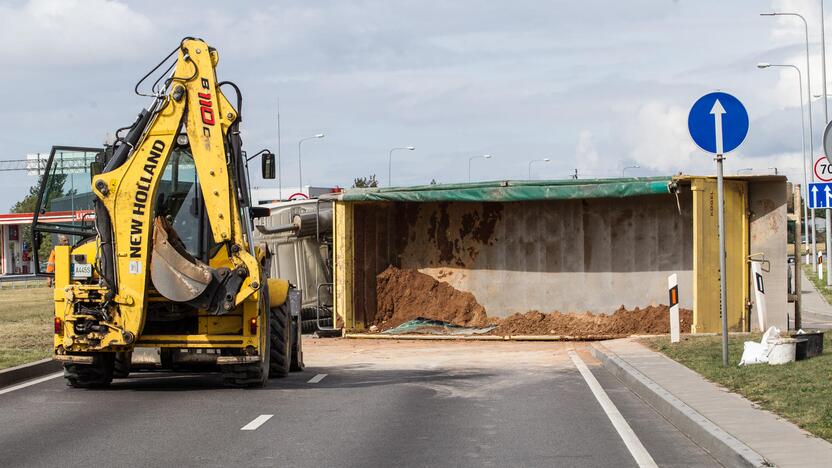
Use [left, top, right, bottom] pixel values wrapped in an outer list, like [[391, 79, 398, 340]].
[[72, 263, 93, 279]]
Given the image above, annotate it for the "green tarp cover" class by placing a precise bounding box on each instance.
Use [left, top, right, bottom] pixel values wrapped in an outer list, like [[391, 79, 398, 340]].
[[337, 177, 673, 203]]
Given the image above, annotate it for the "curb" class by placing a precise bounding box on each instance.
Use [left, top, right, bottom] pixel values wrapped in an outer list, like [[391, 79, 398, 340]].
[[0, 358, 62, 389], [344, 333, 625, 341], [589, 343, 771, 468]]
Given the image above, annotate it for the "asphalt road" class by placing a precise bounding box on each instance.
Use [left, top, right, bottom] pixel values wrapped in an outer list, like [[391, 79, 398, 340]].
[[0, 340, 720, 467]]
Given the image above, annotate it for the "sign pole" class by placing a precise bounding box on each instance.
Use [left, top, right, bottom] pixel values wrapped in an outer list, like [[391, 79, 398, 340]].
[[689, 92, 748, 368], [827, 212, 831, 287], [711, 99, 730, 367], [716, 152, 729, 366]]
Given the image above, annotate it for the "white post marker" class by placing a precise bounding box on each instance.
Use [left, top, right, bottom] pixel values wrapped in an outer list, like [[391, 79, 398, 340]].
[[668, 274, 680, 343], [750, 262, 766, 332]]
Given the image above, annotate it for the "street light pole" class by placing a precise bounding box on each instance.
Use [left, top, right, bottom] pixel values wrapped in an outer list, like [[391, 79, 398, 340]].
[[758, 63, 809, 265], [821, 0, 832, 284], [528, 158, 550, 179], [468, 154, 492, 182], [388, 146, 415, 186], [298, 133, 324, 190], [762, 12, 818, 269], [622, 165, 640, 177], [277, 97, 282, 200]]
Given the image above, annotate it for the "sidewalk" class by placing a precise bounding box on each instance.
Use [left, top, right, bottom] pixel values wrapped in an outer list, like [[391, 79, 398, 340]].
[[799, 268, 832, 329], [592, 338, 832, 468]]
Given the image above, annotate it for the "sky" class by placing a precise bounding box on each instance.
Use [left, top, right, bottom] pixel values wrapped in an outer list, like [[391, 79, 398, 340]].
[[0, 0, 828, 210]]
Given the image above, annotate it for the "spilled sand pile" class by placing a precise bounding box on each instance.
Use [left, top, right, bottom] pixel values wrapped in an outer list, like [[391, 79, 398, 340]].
[[375, 266, 488, 330], [375, 266, 692, 337]]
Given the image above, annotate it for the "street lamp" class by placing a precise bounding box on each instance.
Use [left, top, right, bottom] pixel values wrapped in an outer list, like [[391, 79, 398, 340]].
[[528, 158, 550, 179], [468, 154, 492, 182], [388, 146, 415, 186], [758, 62, 809, 264], [622, 165, 640, 177], [298, 133, 324, 190], [761, 11, 818, 269]]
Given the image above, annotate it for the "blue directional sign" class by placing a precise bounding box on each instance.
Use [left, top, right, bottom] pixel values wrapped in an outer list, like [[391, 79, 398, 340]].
[[809, 182, 832, 209], [688, 92, 749, 155]]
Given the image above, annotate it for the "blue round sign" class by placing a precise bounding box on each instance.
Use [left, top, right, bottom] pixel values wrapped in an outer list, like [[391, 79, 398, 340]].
[[687, 92, 748, 154]]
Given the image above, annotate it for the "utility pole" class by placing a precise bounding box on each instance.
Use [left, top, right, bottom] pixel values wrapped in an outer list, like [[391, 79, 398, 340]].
[[821, 1, 832, 286], [277, 98, 282, 200]]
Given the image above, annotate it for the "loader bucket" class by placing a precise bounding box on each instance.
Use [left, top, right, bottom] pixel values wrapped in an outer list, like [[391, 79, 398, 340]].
[[150, 217, 213, 302]]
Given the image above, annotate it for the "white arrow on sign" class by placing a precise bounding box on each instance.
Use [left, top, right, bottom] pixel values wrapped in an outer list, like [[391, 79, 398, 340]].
[[826, 185, 832, 207], [710, 99, 726, 155], [813, 185, 820, 207]]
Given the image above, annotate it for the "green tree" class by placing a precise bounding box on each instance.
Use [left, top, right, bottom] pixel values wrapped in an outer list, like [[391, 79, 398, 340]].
[[352, 174, 379, 188]]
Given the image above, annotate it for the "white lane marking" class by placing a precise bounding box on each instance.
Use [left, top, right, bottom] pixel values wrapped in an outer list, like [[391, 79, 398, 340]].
[[0, 372, 63, 396], [240, 414, 273, 431], [568, 351, 658, 468], [307, 373, 327, 384]]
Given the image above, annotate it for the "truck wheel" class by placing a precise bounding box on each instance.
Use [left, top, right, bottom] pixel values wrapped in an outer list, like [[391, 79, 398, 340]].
[[64, 353, 115, 388], [160, 348, 174, 370], [301, 306, 333, 334], [268, 304, 291, 378], [290, 315, 304, 372], [113, 351, 132, 378], [221, 308, 271, 388]]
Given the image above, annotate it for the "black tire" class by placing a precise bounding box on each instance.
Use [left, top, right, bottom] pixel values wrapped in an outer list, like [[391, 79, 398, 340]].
[[290, 315, 304, 372], [160, 349, 174, 370], [301, 307, 333, 334], [269, 304, 291, 378], [221, 309, 271, 388], [113, 351, 132, 378], [64, 353, 115, 388]]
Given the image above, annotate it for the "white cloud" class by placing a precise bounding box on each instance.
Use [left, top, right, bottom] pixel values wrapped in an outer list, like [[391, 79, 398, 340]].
[[0, 0, 154, 66], [575, 130, 600, 171], [768, 1, 821, 41], [624, 101, 702, 173]]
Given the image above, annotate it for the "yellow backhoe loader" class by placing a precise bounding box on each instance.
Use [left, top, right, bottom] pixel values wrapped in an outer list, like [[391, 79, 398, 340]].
[[31, 37, 303, 388]]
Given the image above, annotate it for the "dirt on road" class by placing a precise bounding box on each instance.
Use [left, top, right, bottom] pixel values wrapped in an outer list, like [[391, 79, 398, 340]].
[[376, 266, 489, 330], [491, 306, 693, 337], [374, 266, 692, 337]]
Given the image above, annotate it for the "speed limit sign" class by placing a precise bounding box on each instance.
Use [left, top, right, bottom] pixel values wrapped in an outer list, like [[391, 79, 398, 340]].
[[815, 156, 832, 182]]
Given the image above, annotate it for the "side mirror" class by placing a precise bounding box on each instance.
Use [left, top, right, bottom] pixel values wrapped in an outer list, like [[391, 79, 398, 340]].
[[261, 152, 276, 179], [90, 161, 102, 181]]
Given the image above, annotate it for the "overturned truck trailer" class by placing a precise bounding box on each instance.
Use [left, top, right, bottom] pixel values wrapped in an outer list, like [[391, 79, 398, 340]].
[[326, 176, 788, 334]]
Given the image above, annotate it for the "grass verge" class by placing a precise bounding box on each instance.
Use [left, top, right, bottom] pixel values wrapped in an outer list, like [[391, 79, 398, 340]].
[[642, 333, 832, 442], [0, 287, 53, 369]]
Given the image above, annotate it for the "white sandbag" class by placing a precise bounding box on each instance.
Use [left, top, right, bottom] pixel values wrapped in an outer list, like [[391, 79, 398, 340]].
[[739, 340, 769, 365], [739, 326, 782, 366]]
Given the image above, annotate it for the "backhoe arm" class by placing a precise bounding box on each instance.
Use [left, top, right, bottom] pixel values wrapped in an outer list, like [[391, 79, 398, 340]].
[[86, 38, 262, 348]]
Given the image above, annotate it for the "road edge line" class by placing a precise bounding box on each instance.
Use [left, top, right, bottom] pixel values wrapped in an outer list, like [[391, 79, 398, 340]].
[[589, 342, 769, 468], [568, 351, 657, 468], [0, 372, 63, 396], [0, 358, 62, 390]]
